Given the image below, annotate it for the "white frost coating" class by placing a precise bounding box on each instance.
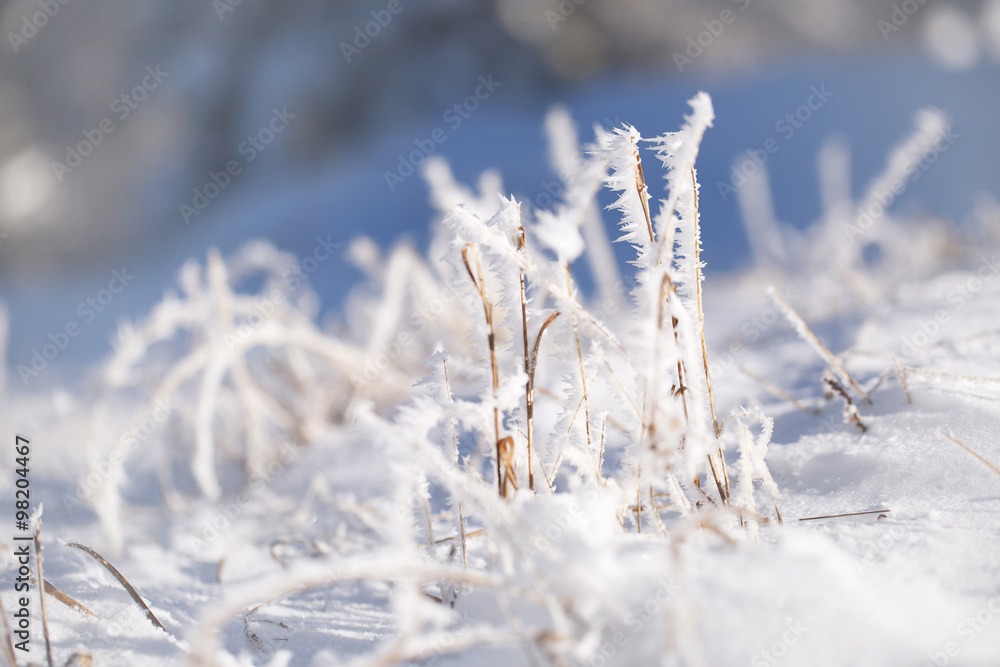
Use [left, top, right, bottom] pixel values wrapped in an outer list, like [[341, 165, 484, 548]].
[[853, 109, 950, 234], [767, 286, 871, 403], [593, 124, 653, 261], [423, 155, 505, 222], [647, 91, 715, 299], [534, 208, 585, 263]]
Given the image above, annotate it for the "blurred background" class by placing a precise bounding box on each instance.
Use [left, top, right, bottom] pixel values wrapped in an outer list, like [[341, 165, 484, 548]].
[[1, 0, 999, 382]]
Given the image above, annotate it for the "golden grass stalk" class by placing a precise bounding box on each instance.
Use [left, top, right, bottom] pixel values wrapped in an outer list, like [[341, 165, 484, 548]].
[[461, 244, 513, 497], [824, 376, 868, 432], [498, 436, 519, 498], [527, 311, 560, 493], [797, 509, 890, 521], [940, 431, 1000, 477], [517, 225, 533, 492], [34, 576, 98, 618], [34, 519, 54, 667], [893, 360, 912, 404], [706, 453, 727, 506], [901, 367, 1000, 385], [690, 167, 720, 437], [0, 574, 16, 667], [634, 143, 654, 244], [64, 651, 94, 666], [66, 542, 165, 631]]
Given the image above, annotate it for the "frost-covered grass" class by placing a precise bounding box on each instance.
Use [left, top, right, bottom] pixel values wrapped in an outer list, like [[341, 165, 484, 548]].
[[3, 92, 1000, 667]]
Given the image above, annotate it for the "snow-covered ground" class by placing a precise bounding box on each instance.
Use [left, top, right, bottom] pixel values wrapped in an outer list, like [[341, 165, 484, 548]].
[[2, 81, 1000, 667]]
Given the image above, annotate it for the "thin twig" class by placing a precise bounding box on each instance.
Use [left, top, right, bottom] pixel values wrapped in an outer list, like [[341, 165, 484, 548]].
[[691, 167, 720, 436], [894, 360, 912, 404], [35, 519, 54, 667], [517, 225, 534, 492], [29, 575, 99, 618], [798, 509, 890, 521], [940, 431, 1000, 477], [634, 143, 654, 244], [66, 542, 165, 631], [741, 366, 820, 414], [824, 376, 867, 433], [768, 288, 871, 404], [0, 564, 16, 667], [901, 367, 1000, 384], [462, 244, 509, 496], [706, 452, 728, 505]]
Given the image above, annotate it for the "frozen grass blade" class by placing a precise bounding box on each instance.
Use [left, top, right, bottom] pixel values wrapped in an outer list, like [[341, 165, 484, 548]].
[[527, 311, 561, 492], [894, 360, 912, 404], [34, 518, 54, 667], [635, 144, 654, 243], [33, 576, 99, 618], [690, 167, 720, 437], [798, 509, 891, 521], [441, 357, 468, 569], [0, 585, 16, 667], [767, 287, 871, 403], [461, 243, 508, 496], [66, 542, 165, 631]]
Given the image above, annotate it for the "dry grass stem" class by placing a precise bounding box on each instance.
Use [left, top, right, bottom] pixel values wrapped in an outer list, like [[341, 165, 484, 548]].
[[740, 366, 820, 414], [691, 167, 720, 436], [940, 431, 1000, 477], [634, 144, 654, 243], [894, 360, 912, 404], [527, 310, 560, 493], [66, 542, 165, 631], [34, 519, 55, 667], [0, 577, 16, 667], [797, 509, 891, 521], [29, 574, 99, 618], [461, 244, 509, 496], [768, 289, 871, 403], [517, 225, 534, 492]]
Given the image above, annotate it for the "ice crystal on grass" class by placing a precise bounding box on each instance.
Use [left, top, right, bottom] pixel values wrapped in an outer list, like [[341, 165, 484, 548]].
[[90, 93, 780, 665]]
